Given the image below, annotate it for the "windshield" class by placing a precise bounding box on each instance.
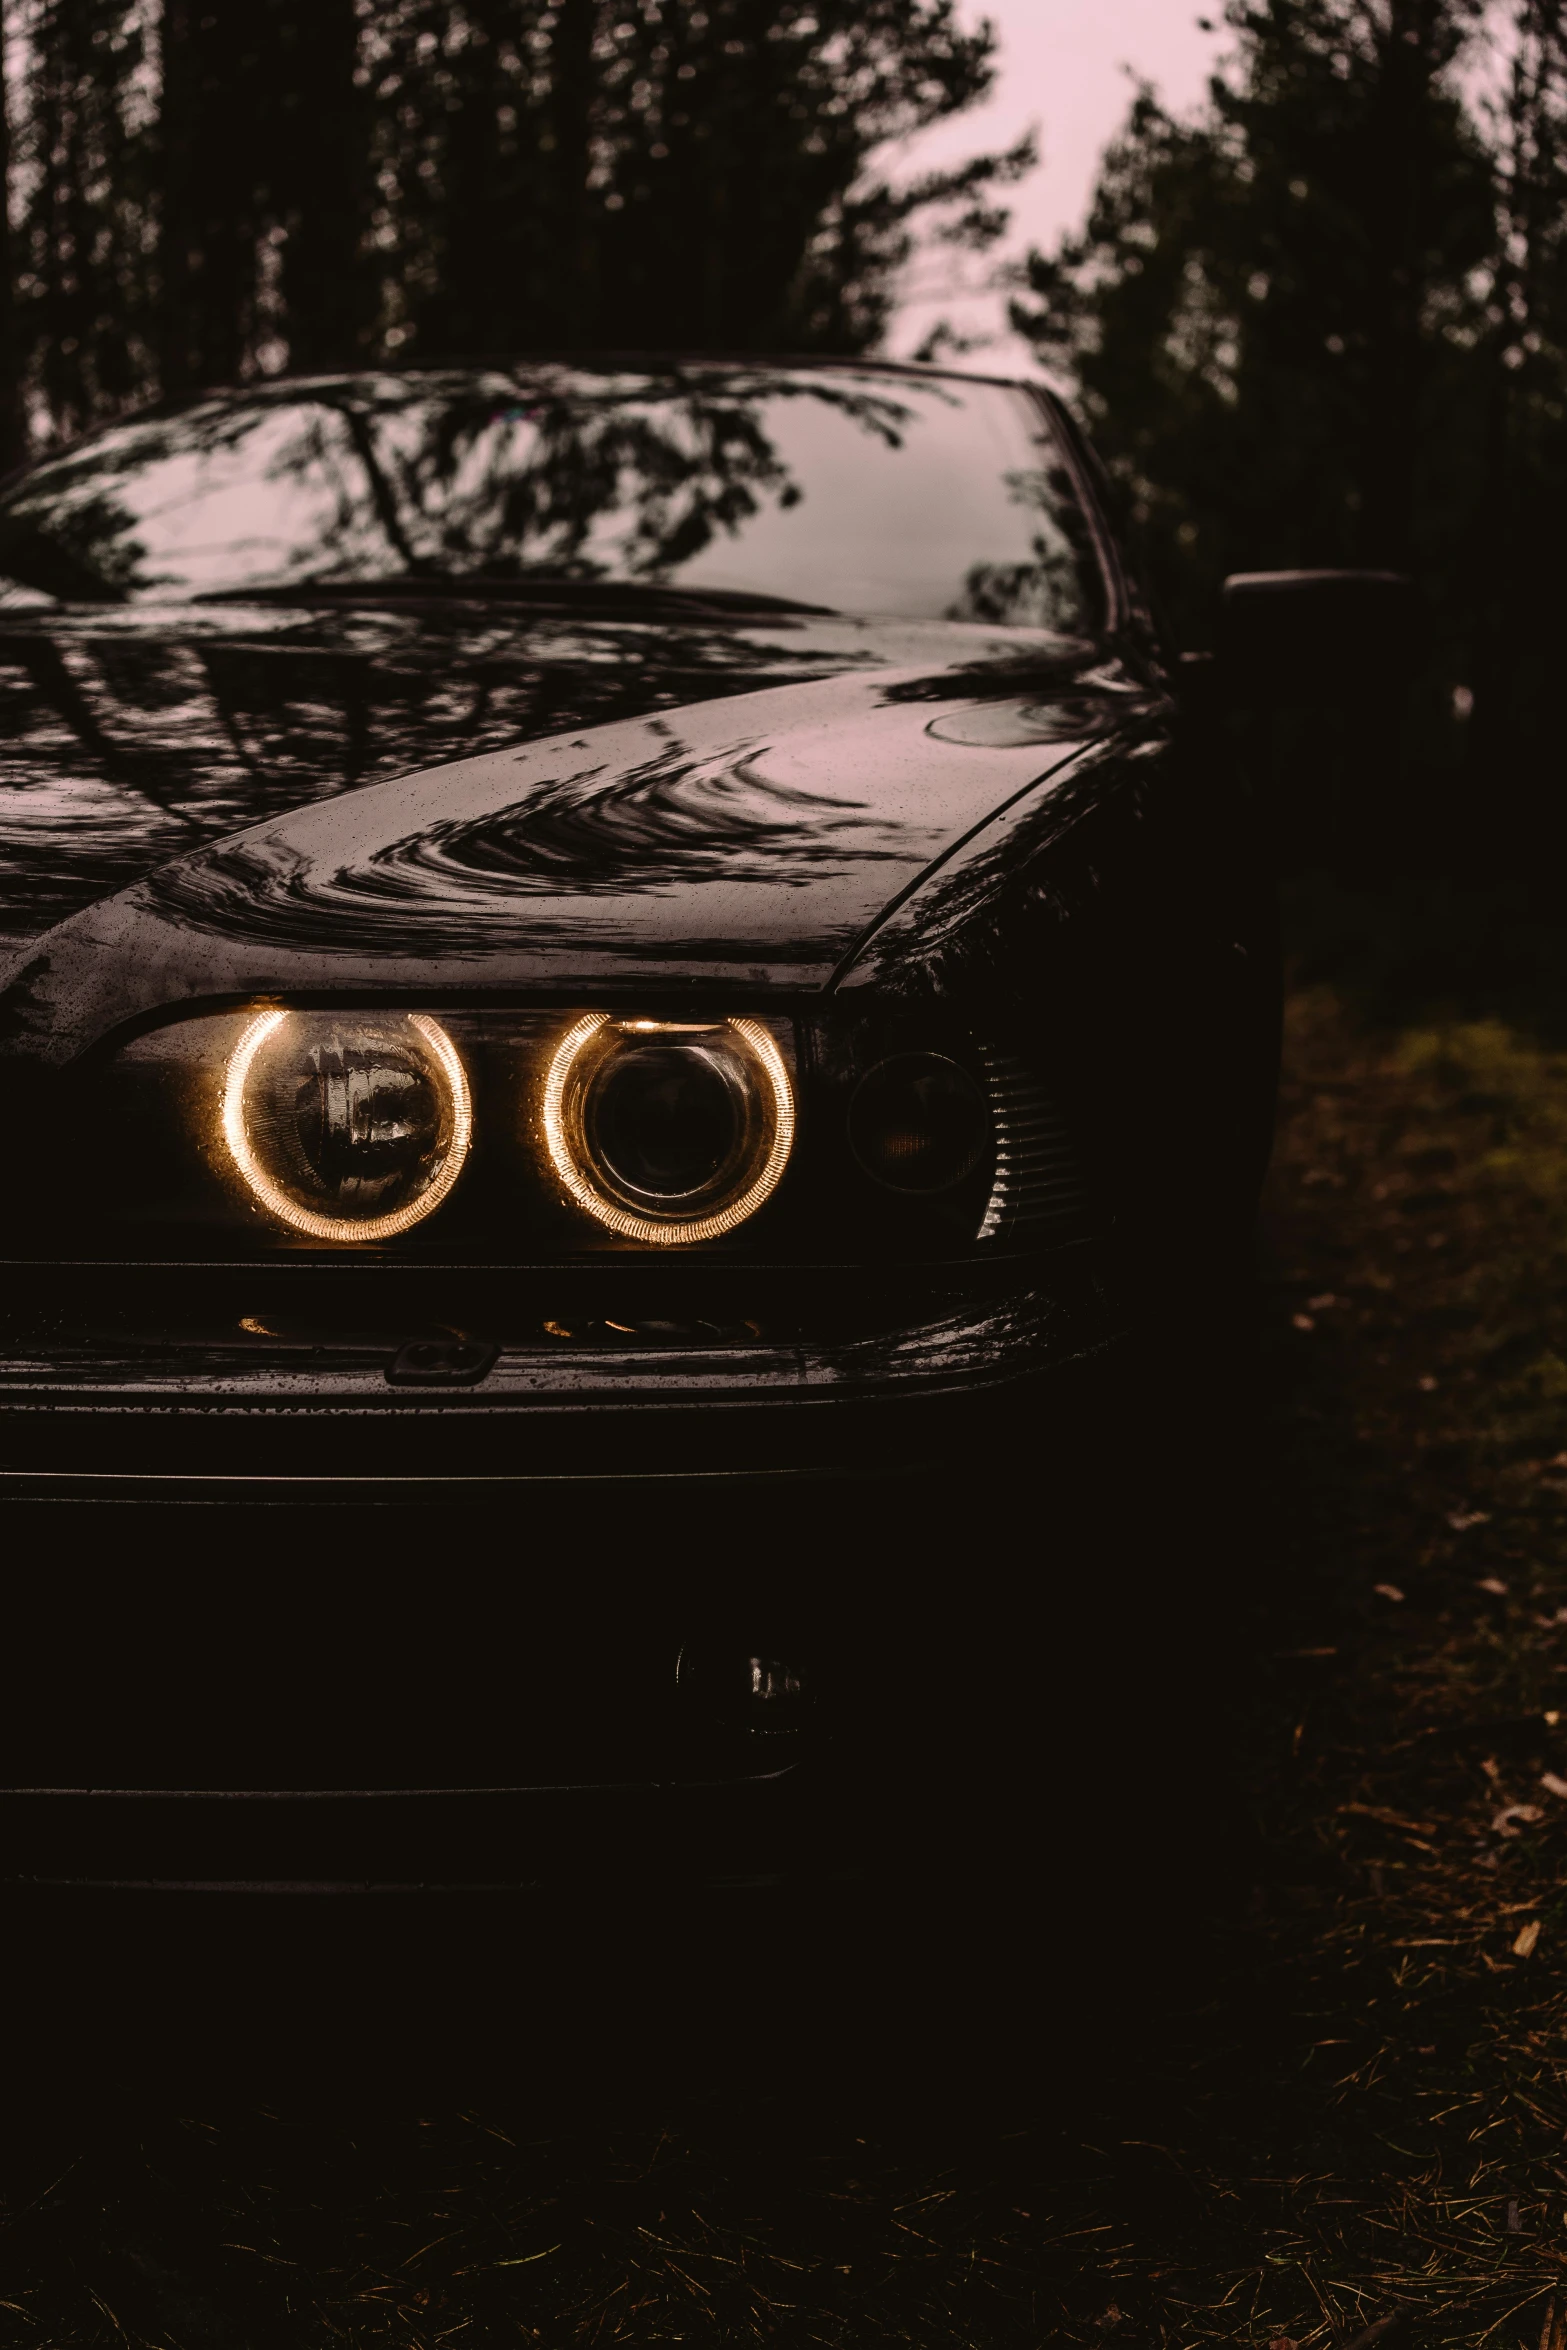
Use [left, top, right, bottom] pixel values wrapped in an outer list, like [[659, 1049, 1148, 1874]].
[[0, 365, 1106, 631]]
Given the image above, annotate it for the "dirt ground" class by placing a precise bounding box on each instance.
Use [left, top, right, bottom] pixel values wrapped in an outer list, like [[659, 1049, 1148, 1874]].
[[3, 980, 1566, 2347]]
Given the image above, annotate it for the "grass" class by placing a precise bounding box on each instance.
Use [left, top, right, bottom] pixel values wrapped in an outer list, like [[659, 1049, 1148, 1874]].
[[1110, 984, 1567, 2350], [1013, 984, 1567, 2350], [3, 982, 1567, 2346]]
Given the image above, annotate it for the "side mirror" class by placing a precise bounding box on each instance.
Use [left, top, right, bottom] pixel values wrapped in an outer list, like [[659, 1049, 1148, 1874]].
[[1214, 568, 1420, 702], [1179, 570, 1426, 874]]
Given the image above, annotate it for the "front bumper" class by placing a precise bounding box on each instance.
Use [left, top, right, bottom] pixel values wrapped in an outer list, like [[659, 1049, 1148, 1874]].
[[0, 1573, 937, 1894], [0, 1246, 1127, 1886], [0, 1774, 840, 1894], [0, 1243, 1123, 1500]]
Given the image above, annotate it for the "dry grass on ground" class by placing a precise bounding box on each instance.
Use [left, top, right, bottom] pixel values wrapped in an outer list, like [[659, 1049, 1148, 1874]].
[[4, 986, 1567, 2347], [1030, 986, 1567, 2350]]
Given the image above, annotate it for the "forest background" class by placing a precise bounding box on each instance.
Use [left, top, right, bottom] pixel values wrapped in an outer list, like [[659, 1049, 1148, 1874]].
[[4, 0, 1566, 952]]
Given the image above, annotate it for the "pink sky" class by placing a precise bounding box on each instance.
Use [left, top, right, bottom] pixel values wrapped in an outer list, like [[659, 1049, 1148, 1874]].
[[884, 0, 1228, 361]]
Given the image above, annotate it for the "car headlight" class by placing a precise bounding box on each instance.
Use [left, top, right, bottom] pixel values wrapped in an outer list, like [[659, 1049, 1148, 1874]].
[[541, 1015, 795, 1244], [221, 1008, 472, 1241], [48, 998, 1091, 1265], [847, 1053, 989, 1193]]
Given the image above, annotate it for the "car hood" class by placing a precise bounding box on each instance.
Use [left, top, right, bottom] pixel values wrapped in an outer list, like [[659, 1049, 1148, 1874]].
[[0, 597, 1167, 1058]]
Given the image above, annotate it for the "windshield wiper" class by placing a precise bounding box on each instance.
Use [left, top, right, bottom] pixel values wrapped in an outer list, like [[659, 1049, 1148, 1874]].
[[192, 574, 838, 619]]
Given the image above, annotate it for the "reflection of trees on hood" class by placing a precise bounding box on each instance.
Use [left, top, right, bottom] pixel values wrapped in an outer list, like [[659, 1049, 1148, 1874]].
[[0, 595, 926, 947], [0, 0, 1034, 460]]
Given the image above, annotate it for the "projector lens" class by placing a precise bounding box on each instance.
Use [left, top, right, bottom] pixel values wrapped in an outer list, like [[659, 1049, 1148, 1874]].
[[542, 1016, 794, 1244], [588, 1041, 751, 1204]]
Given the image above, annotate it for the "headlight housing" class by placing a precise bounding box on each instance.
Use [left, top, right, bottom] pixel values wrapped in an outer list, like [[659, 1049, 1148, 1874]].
[[29, 999, 1094, 1263], [222, 1009, 472, 1242], [542, 1016, 794, 1245]]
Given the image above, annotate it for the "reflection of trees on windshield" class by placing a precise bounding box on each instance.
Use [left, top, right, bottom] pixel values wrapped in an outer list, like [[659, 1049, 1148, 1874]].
[[263, 370, 918, 588], [0, 370, 900, 597], [945, 465, 1101, 631], [0, 402, 269, 602], [0, 486, 150, 603], [0, 367, 1102, 630]]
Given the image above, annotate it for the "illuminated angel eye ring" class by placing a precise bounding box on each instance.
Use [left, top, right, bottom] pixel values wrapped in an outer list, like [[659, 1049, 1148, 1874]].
[[221, 1007, 473, 1242], [542, 1014, 795, 1245]]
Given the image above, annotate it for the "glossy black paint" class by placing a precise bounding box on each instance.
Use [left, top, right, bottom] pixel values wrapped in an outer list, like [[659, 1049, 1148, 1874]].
[[1217, 567, 1420, 696], [0, 372, 1271, 1294], [0, 646, 1164, 1055], [0, 600, 1074, 951], [0, 360, 1278, 1884]]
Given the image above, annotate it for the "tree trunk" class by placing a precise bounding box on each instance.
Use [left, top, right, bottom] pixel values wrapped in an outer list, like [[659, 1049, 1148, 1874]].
[[1359, 0, 1440, 568], [550, 0, 597, 344], [157, 0, 265, 391], [0, 1, 26, 469], [274, 0, 372, 371]]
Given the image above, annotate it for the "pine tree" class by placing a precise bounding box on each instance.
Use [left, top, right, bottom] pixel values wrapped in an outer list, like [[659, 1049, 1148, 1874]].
[[16, 0, 153, 441], [1012, 0, 1494, 649], [270, 0, 374, 373], [367, 0, 1028, 361], [0, 7, 24, 471], [1012, 0, 1567, 881], [1, 0, 1029, 444], [1467, 0, 1567, 800]]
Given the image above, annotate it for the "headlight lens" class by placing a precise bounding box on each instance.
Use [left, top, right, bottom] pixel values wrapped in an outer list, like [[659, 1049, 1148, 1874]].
[[542, 1016, 794, 1244], [52, 1002, 1094, 1264], [848, 1052, 989, 1193], [221, 1008, 472, 1241]]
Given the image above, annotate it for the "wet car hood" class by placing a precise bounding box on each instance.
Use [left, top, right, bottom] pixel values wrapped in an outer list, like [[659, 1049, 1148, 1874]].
[[0, 596, 1164, 1055]]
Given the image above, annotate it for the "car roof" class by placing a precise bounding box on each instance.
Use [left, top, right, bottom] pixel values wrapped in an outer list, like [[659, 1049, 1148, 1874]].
[[215, 350, 1054, 393]]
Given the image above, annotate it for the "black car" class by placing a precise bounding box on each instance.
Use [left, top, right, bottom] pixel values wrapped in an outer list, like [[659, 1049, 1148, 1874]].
[[0, 355, 1285, 1891]]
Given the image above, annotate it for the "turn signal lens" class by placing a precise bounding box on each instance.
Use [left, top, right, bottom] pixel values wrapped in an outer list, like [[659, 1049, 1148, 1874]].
[[848, 1053, 989, 1193], [222, 1009, 471, 1241], [542, 1016, 794, 1244]]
